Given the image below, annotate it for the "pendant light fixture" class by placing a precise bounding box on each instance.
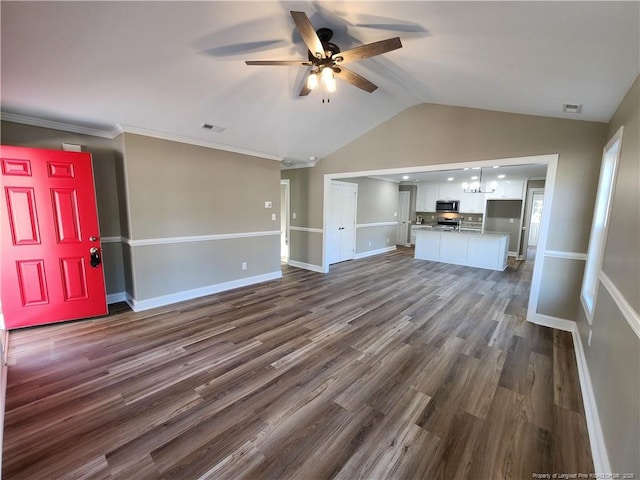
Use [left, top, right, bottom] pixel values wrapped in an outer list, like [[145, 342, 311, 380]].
[[462, 168, 498, 193]]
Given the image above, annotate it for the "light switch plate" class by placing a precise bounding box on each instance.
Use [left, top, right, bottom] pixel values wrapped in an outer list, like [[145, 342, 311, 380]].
[[271, 213, 276, 221]]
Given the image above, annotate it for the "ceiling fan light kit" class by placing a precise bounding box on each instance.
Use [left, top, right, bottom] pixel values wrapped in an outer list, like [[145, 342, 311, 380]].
[[245, 11, 402, 98]]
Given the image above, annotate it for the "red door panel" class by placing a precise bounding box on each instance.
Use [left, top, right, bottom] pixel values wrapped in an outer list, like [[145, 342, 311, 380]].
[[1, 146, 107, 329]]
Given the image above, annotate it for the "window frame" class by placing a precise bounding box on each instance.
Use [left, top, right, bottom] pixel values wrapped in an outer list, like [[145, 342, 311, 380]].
[[580, 126, 623, 323]]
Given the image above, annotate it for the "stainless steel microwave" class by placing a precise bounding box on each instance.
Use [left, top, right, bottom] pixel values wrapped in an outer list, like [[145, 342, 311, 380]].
[[435, 200, 460, 213]]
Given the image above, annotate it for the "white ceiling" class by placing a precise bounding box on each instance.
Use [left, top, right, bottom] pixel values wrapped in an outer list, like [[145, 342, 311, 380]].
[[1, 2, 638, 165], [372, 163, 548, 184]]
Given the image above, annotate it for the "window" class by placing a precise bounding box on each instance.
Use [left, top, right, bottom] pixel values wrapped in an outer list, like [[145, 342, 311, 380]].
[[581, 126, 623, 322]]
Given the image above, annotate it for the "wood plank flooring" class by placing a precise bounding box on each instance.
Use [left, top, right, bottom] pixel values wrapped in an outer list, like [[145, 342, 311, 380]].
[[2, 247, 593, 479]]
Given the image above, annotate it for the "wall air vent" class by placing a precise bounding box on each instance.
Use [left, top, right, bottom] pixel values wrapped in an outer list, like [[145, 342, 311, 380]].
[[201, 123, 226, 133], [562, 104, 583, 114]]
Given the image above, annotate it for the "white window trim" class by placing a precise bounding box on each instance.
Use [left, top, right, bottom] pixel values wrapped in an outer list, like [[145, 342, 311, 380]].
[[580, 126, 623, 323]]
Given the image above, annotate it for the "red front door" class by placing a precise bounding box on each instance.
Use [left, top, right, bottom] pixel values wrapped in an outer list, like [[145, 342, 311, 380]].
[[1, 146, 107, 329]]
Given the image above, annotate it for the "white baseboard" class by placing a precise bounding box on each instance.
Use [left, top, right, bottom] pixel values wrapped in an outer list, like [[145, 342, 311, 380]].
[[527, 312, 576, 332], [125, 271, 283, 312], [287, 260, 325, 273], [527, 312, 611, 474], [107, 292, 127, 304], [354, 246, 396, 260], [571, 326, 611, 474]]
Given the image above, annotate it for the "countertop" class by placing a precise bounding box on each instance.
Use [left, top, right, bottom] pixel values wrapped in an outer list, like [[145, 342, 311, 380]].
[[413, 227, 509, 237]]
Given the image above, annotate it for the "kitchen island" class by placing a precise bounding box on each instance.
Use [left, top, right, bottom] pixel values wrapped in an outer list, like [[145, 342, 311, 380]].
[[414, 228, 509, 271]]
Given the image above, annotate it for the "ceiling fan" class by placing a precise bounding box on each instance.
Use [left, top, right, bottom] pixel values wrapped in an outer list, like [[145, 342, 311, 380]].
[[245, 11, 402, 96]]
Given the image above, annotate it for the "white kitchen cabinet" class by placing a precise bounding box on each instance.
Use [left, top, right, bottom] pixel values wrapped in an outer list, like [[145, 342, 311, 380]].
[[414, 230, 509, 271], [485, 180, 524, 199], [416, 183, 439, 211], [410, 225, 421, 245], [437, 182, 461, 201], [460, 191, 485, 213]]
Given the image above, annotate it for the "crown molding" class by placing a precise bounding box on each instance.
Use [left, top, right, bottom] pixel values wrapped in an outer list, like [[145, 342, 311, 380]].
[[1, 112, 283, 162], [116, 124, 282, 162], [1, 112, 118, 139]]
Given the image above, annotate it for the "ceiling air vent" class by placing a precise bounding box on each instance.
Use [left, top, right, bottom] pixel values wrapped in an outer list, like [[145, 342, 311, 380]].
[[562, 103, 583, 114], [201, 123, 225, 133]]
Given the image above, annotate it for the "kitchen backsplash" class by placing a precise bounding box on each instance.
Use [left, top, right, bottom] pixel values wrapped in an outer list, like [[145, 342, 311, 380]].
[[416, 212, 484, 223]]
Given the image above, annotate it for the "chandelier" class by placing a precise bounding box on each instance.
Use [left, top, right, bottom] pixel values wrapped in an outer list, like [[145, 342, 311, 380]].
[[462, 168, 497, 193]]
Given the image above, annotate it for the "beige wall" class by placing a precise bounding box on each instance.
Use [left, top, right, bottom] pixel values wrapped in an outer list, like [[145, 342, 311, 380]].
[[343, 177, 399, 255], [119, 133, 282, 302], [285, 103, 607, 319], [0, 121, 126, 296], [576, 76, 639, 475], [602, 77, 640, 311]]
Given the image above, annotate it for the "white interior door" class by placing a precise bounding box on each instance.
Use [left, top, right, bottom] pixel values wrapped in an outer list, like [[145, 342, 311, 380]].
[[397, 191, 410, 245], [522, 187, 544, 259], [528, 192, 544, 246], [328, 181, 357, 265]]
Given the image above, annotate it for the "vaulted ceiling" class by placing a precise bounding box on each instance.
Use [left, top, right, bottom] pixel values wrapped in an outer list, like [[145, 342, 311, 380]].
[[1, 1, 638, 165]]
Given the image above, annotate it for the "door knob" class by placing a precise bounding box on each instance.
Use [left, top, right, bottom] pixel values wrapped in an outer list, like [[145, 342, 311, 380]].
[[90, 247, 102, 268]]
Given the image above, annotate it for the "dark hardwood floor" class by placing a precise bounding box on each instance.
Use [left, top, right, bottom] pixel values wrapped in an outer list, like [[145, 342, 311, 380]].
[[2, 247, 593, 479]]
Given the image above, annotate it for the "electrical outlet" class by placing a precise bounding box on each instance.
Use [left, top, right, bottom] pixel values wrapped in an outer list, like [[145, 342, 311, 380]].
[[271, 213, 276, 221], [368, 241, 372, 246], [241, 261, 247, 270], [431, 215, 435, 220], [292, 212, 297, 219], [588, 329, 592, 347], [386, 237, 390, 244], [394, 212, 398, 217], [509, 218, 514, 223]]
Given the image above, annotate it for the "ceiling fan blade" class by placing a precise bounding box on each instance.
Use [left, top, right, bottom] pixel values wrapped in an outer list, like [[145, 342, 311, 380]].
[[245, 60, 311, 66], [334, 67, 378, 93], [290, 11, 325, 59], [299, 83, 312, 96], [334, 37, 402, 64]]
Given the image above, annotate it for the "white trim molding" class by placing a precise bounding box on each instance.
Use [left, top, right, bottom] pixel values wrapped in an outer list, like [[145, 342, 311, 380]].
[[126, 271, 282, 312], [571, 326, 611, 475], [1, 111, 117, 139], [527, 313, 576, 332], [529, 312, 612, 474], [598, 271, 640, 339], [101, 236, 123, 244], [289, 226, 323, 234], [544, 250, 588, 261], [122, 230, 280, 247], [107, 292, 127, 305], [354, 246, 396, 260], [0, 112, 283, 162], [528, 313, 612, 474], [116, 124, 282, 162], [355, 221, 398, 228], [287, 260, 325, 273]]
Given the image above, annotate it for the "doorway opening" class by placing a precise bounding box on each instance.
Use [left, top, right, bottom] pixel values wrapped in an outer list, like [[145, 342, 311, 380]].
[[397, 191, 410, 246], [280, 179, 290, 264], [523, 188, 544, 261]]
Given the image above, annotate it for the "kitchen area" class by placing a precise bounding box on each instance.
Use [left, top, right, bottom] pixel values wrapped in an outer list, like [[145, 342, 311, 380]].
[[396, 165, 546, 270]]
